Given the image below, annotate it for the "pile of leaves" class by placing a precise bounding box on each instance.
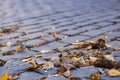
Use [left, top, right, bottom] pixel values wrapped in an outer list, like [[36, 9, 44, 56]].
[[0, 37, 120, 80]]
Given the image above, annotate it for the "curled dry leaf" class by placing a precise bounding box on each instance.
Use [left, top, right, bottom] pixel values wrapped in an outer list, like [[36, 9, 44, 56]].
[[0, 33, 5, 36], [93, 57, 115, 69], [0, 25, 18, 34], [11, 24, 18, 31], [0, 44, 5, 49], [91, 73, 102, 80], [108, 69, 120, 77], [114, 47, 120, 51], [26, 64, 43, 71], [64, 69, 73, 78], [79, 57, 86, 64], [89, 56, 97, 65], [48, 32, 62, 41], [16, 44, 26, 53], [72, 38, 108, 49], [28, 58, 37, 67], [0, 59, 6, 66], [3, 50, 15, 56], [42, 62, 54, 70], [22, 57, 32, 62], [104, 54, 114, 61], [0, 28, 12, 33]]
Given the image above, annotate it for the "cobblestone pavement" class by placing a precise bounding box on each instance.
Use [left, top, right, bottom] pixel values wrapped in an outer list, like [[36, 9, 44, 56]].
[[0, 0, 120, 80]]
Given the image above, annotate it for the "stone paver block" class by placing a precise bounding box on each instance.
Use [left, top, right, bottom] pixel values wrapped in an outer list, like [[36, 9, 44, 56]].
[[17, 72, 43, 80], [71, 66, 99, 78]]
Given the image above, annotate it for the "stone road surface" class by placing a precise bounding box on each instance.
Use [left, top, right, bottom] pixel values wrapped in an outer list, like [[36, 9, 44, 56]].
[[0, 0, 120, 80]]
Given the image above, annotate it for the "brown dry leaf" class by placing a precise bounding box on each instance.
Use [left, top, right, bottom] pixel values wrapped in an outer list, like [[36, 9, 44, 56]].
[[26, 64, 43, 71], [72, 38, 107, 49], [0, 59, 6, 66], [1, 28, 12, 33], [3, 50, 15, 56], [64, 69, 73, 78], [11, 25, 18, 31], [89, 56, 97, 65], [91, 73, 102, 80], [108, 69, 120, 76], [93, 57, 115, 69], [114, 47, 120, 51], [22, 57, 32, 62], [69, 77, 80, 80], [72, 42, 85, 47], [0, 44, 5, 49], [104, 54, 114, 61], [0, 73, 11, 80], [16, 44, 26, 53], [28, 58, 37, 67], [0, 33, 5, 36], [42, 62, 54, 70], [48, 32, 61, 41]]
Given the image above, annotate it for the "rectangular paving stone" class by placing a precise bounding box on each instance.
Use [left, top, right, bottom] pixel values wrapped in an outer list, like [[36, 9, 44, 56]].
[[21, 32, 42, 40], [0, 61, 31, 76], [71, 67, 99, 78], [0, 51, 37, 61], [23, 39, 45, 46], [0, 33, 22, 40], [108, 41, 120, 48], [94, 22, 112, 26], [1, 46, 18, 54], [17, 72, 43, 80], [106, 31, 120, 40], [31, 42, 68, 51], [82, 25, 120, 36], [62, 29, 80, 36], [61, 35, 90, 43]]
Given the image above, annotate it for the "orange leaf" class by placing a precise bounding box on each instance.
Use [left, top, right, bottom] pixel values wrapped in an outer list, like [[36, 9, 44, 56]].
[[0, 73, 10, 80]]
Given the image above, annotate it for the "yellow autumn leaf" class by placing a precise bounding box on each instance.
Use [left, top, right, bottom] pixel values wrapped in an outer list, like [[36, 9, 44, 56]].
[[72, 57, 80, 61], [108, 69, 120, 76], [72, 42, 84, 47], [0, 73, 10, 80]]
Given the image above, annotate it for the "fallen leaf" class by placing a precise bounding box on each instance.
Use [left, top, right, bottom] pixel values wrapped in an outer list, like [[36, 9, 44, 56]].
[[42, 62, 54, 70], [0, 73, 10, 80], [72, 38, 108, 49], [16, 44, 26, 53], [104, 54, 114, 61], [64, 69, 73, 78], [0, 44, 5, 49], [93, 57, 115, 69], [26, 64, 43, 71], [79, 57, 86, 64], [108, 69, 120, 76], [28, 58, 37, 67], [2, 50, 15, 56], [11, 25, 18, 31], [0, 33, 5, 36], [89, 56, 97, 65], [72, 57, 80, 61], [0, 59, 6, 66], [91, 73, 102, 80], [22, 57, 32, 62]]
